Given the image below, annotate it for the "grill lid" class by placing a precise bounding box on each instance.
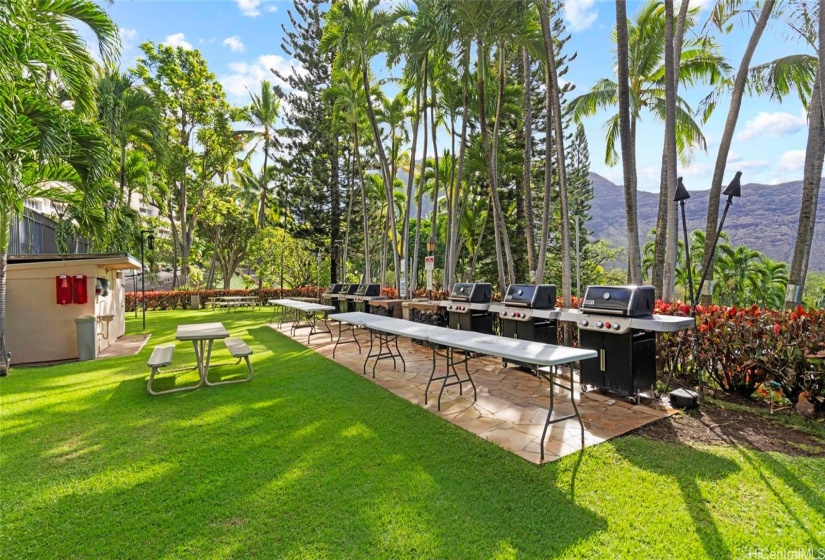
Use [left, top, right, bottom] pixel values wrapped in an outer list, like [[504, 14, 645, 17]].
[[328, 283, 343, 294], [580, 285, 655, 317], [502, 284, 557, 309], [339, 283, 359, 295], [354, 283, 380, 296], [449, 282, 492, 303]]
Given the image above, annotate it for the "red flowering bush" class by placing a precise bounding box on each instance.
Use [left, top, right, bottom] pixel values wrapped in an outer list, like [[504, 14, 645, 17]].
[[657, 302, 825, 405]]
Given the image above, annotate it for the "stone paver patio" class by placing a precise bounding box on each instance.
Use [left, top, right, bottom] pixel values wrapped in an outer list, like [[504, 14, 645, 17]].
[[269, 321, 677, 464]]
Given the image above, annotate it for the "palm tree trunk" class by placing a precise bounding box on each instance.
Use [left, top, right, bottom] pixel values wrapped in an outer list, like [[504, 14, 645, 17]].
[[535, 34, 553, 283], [522, 46, 537, 278], [701, 0, 774, 303], [448, 61, 470, 289], [353, 124, 371, 281], [470, 196, 492, 281], [788, 64, 825, 303], [120, 144, 127, 199], [654, 0, 690, 300], [616, 0, 642, 284], [412, 62, 430, 292], [492, 45, 515, 285], [259, 135, 270, 229], [402, 76, 422, 297], [430, 81, 440, 256], [661, 0, 680, 302], [361, 64, 400, 290], [444, 115, 456, 289], [539, 1, 572, 310], [477, 40, 507, 290], [343, 149, 356, 281]]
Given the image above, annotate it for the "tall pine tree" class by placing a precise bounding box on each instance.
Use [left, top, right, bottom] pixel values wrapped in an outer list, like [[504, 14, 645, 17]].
[[273, 0, 343, 281]]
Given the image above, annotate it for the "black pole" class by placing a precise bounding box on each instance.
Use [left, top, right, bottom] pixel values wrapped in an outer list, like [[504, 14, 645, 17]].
[[692, 197, 732, 315], [140, 235, 146, 330], [691, 171, 741, 316], [680, 201, 695, 307]]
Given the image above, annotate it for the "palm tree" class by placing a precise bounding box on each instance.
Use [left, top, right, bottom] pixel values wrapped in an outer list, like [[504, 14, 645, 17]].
[[700, 0, 775, 303], [0, 0, 119, 375], [321, 0, 402, 290], [572, 0, 726, 284], [241, 80, 280, 230], [788, 1, 825, 306], [750, 257, 789, 309], [660, 0, 679, 302], [537, 0, 572, 310], [97, 66, 162, 199], [326, 67, 372, 281]]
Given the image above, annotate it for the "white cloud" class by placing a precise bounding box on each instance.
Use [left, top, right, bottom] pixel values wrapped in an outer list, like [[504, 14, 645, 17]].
[[220, 54, 305, 100], [222, 36, 245, 53], [564, 0, 598, 32], [119, 28, 138, 51], [778, 150, 806, 174], [163, 33, 192, 50], [737, 110, 807, 141], [266, 4, 278, 13], [237, 0, 261, 17]]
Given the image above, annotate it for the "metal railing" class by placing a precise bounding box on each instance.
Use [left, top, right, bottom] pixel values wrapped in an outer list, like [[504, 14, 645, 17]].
[[9, 209, 90, 255]]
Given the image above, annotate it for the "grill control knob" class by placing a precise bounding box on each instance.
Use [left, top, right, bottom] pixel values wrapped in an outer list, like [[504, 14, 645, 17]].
[[612, 323, 621, 331], [605, 322, 611, 329], [596, 321, 604, 328], [502, 311, 508, 317], [580, 320, 588, 327]]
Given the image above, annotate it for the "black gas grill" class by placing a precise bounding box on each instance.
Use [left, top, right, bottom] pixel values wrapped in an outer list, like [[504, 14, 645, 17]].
[[322, 283, 343, 307], [573, 285, 657, 399], [333, 283, 359, 313], [353, 283, 382, 313], [490, 284, 559, 367], [438, 282, 494, 334]]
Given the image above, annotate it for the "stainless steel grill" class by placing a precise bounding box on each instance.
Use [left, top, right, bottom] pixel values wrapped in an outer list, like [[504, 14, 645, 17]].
[[561, 285, 694, 401], [354, 283, 383, 313], [489, 284, 559, 368], [333, 283, 360, 313], [438, 282, 494, 334]]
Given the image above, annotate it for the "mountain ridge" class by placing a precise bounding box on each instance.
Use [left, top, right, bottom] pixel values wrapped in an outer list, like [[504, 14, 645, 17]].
[[587, 173, 825, 271]]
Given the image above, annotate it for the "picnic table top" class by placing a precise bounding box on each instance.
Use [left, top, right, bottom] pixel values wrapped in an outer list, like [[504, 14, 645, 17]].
[[176, 322, 230, 341]]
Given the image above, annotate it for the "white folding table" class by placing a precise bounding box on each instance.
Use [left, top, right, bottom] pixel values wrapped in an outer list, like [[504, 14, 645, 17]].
[[427, 330, 597, 461]]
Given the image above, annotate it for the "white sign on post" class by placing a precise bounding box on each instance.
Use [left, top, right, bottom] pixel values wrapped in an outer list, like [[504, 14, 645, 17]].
[[424, 256, 434, 271]]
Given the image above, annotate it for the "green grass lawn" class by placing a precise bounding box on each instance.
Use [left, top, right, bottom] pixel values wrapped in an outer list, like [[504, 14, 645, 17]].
[[2, 309, 824, 559]]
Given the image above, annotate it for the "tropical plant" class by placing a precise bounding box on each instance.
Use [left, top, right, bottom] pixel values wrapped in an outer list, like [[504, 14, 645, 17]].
[[0, 0, 120, 375]]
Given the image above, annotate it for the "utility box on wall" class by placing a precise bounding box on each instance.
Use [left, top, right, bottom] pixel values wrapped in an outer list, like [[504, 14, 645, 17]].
[[73, 275, 88, 304], [56, 275, 73, 305]]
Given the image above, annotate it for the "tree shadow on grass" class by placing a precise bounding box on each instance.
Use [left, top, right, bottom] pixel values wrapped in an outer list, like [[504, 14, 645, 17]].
[[615, 424, 740, 559], [5, 326, 608, 559]]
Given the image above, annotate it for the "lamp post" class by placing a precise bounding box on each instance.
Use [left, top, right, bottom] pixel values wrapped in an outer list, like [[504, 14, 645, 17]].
[[673, 177, 695, 307], [140, 229, 155, 330], [694, 171, 742, 313], [426, 235, 436, 298]]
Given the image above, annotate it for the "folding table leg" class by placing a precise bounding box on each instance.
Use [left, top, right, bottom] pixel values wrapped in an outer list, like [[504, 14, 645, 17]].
[[537, 365, 585, 462]]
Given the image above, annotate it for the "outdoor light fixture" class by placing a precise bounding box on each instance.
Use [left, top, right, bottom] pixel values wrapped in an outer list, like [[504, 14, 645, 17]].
[[140, 229, 155, 331], [426, 236, 436, 254], [694, 171, 743, 313], [673, 177, 695, 307]]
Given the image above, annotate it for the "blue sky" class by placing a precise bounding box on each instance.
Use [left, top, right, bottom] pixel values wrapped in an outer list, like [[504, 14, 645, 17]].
[[100, 0, 814, 192]]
